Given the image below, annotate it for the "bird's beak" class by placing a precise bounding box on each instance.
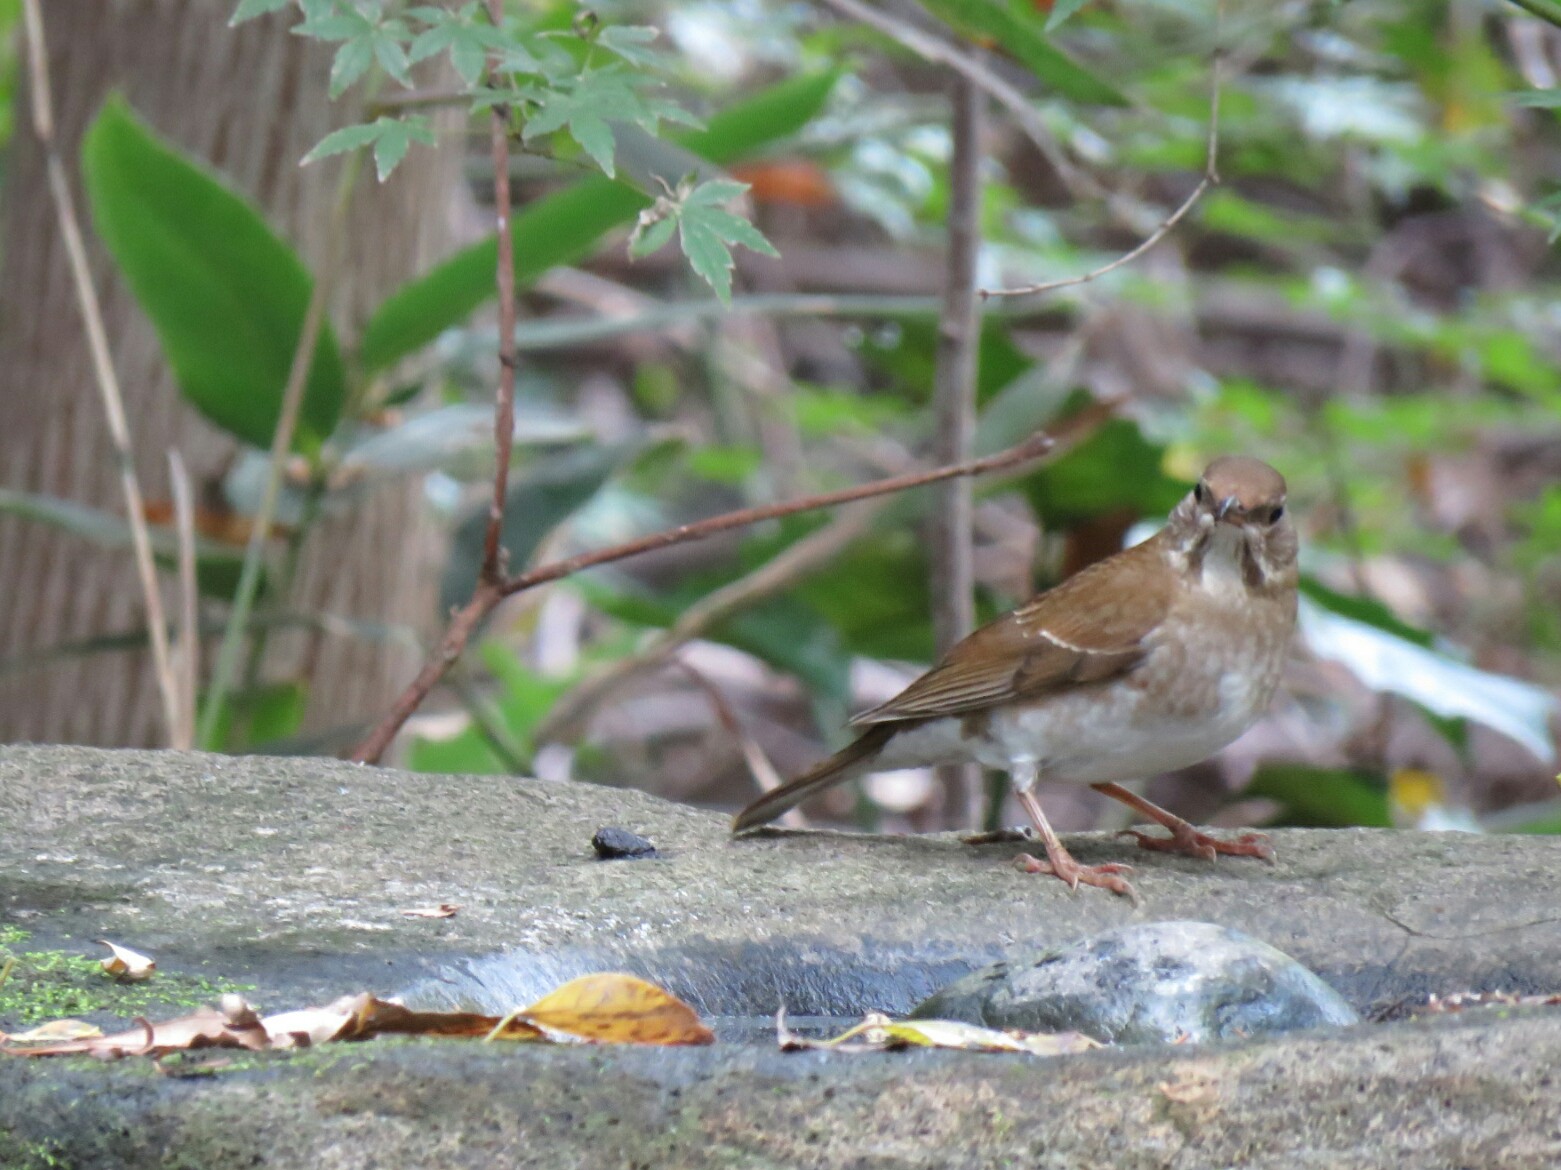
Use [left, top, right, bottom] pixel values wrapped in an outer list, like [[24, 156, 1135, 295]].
[[1214, 496, 1239, 522]]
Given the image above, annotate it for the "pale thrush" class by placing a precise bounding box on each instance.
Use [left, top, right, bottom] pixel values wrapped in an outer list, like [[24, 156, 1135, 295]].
[[732, 456, 1299, 899]]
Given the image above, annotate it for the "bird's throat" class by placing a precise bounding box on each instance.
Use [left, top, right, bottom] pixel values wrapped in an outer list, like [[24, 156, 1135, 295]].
[[1190, 526, 1264, 597]]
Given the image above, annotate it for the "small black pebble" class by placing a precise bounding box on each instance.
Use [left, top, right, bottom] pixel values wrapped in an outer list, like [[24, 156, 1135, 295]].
[[592, 826, 658, 860]]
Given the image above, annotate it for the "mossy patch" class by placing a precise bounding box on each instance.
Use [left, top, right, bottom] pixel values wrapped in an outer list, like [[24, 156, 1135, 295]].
[[0, 929, 251, 1029]]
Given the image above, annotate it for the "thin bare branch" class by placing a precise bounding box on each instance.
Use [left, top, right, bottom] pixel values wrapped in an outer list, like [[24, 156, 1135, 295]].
[[982, 29, 1224, 299], [21, 0, 180, 742], [817, 0, 1095, 201], [350, 1, 529, 765], [481, 0, 520, 584], [167, 451, 199, 750], [535, 499, 885, 745], [351, 428, 1060, 763], [675, 660, 798, 825], [930, 75, 984, 823], [500, 430, 1056, 598]]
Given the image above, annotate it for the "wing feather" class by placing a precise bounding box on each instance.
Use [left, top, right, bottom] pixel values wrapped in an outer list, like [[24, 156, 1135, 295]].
[[851, 536, 1171, 725]]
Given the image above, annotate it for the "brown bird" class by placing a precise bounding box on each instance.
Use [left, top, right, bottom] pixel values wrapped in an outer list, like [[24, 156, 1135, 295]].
[[732, 456, 1299, 899]]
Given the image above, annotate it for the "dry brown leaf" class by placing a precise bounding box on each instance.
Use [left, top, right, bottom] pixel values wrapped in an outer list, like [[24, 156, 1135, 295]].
[[2, 995, 268, 1059], [776, 1008, 1099, 1056], [515, 973, 714, 1046], [400, 904, 461, 919], [4, 974, 711, 1058], [97, 939, 156, 982], [263, 993, 525, 1047]]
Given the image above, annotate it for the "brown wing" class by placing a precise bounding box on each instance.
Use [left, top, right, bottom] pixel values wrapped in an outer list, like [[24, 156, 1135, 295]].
[[850, 535, 1171, 726]]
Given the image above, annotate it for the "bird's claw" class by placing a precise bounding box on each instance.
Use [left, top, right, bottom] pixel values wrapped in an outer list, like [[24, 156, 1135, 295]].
[[1117, 826, 1274, 864], [1013, 852, 1138, 901]]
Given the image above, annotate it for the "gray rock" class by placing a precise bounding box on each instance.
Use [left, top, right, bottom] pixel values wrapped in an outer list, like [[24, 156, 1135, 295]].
[[911, 920, 1360, 1044]]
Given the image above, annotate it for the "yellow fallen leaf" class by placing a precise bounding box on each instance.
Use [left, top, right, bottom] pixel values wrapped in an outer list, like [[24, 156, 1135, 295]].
[[776, 1008, 1099, 1056], [515, 973, 714, 1046], [876, 1018, 1099, 1056], [3, 1018, 104, 1044], [97, 939, 156, 982]]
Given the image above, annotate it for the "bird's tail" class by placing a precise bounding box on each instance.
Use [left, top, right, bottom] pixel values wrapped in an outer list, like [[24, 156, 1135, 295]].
[[731, 723, 897, 833]]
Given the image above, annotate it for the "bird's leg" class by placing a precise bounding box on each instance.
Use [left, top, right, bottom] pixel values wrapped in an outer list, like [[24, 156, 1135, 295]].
[[1010, 764, 1136, 899], [1092, 782, 1273, 863]]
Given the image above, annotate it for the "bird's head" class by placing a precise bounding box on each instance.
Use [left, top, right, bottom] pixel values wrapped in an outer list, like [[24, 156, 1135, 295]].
[[1166, 456, 1298, 592]]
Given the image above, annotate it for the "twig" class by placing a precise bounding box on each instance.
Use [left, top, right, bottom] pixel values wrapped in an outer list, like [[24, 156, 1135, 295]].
[[348, 0, 524, 764], [506, 431, 1056, 597], [674, 660, 798, 826], [982, 24, 1224, 299], [534, 500, 885, 745], [481, 0, 520, 585], [351, 428, 1059, 763], [22, 0, 180, 742], [167, 451, 199, 750], [929, 75, 984, 824], [818, 0, 1096, 202]]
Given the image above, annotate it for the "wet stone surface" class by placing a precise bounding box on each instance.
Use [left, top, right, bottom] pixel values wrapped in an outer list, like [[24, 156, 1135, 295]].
[[4, 746, 1561, 1168]]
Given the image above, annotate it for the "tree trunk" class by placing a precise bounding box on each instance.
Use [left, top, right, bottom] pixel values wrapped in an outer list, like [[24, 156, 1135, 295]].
[[0, 1, 463, 746]]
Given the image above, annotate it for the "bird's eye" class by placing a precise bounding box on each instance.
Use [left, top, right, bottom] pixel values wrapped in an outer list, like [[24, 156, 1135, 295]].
[[1267, 505, 1285, 524], [1194, 482, 1209, 505]]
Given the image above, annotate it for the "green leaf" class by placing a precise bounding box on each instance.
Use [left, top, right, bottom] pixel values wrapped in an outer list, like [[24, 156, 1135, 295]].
[[304, 116, 435, 180], [201, 681, 309, 752], [230, 0, 292, 25], [1044, 0, 1092, 32], [522, 70, 674, 178], [372, 119, 412, 180], [674, 181, 779, 302], [1511, 88, 1561, 107], [596, 25, 665, 69], [1245, 764, 1391, 829], [628, 214, 677, 258], [81, 98, 346, 451], [1022, 413, 1187, 526], [1298, 576, 1434, 649], [916, 0, 1126, 106], [329, 37, 375, 98], [300, 120, 385, 164], [357, 69, 841, 373]]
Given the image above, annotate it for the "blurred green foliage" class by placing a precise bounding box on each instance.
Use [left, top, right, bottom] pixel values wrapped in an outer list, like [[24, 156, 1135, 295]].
[[12, 0, 1561, 832]]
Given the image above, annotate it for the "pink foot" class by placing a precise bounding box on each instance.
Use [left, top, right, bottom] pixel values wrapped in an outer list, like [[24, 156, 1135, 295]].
[[1118, 825, 1274, 864], [1014, 852, 1138, 900]]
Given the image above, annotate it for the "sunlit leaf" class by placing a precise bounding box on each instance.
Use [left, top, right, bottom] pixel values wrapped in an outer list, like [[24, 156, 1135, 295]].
[[1299, 598, 1559, 764], [777, 1009, 1099, 1055], [515, 973, 714, 1045]]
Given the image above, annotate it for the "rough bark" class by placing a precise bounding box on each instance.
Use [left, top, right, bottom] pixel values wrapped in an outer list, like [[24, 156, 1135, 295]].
[[0, 0, 464, 745]]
